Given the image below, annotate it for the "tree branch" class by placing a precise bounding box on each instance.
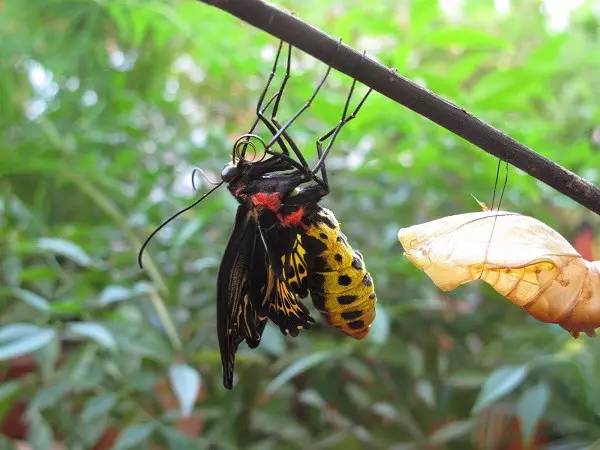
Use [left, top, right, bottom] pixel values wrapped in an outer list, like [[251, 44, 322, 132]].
[[198, 0, 600, 216]]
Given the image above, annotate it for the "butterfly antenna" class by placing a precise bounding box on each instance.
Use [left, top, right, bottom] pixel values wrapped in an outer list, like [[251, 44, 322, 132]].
[[191, 168, 220, 191], [137, 181, 224, 269]]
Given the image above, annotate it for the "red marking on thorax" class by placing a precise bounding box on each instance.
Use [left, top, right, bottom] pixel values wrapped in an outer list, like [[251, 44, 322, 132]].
[[250, 192, 282, 212], [277, 206, 305, 227], [249, 192, 307, 228]]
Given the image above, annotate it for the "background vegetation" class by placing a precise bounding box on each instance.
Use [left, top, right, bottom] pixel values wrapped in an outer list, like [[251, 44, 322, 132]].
[[1, 0, 600, 448]]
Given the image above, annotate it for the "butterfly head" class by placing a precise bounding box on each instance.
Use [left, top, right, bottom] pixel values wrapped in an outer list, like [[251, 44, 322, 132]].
[[221, 162, 240, 182]]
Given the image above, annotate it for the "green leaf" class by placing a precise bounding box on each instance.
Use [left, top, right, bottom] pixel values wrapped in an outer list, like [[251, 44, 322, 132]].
[[29, 380, 70, 411], [49, 298, 86, 314], [26, 409, 53, 450], [258, 323, 285, 356], [0, 324, 55, 360], [517, 383, 550, 445], [346, 383, 371, 408], [67, 345, 98, 386], [173, 218, 203, 247], [113, 423, 155, 450], [367, 304, 390, 345], [298, 389, 326, 408], [34, 336, 60, 379], [266, 351, 333, 395], [0, 381, 20, 403], [0, 435, 17, 450], [429, 419, 474, 444], [67, 322, 117, 350], [81, 393, 118, 423], [425, 27, 507, 49], [168, 363, 201, 417], [472, 365, 529, 413], [10, 287, 50, 311], [0, 381, 21, 422], [415, 380, 435, 407], [159, 426, 207, 450], [36, 237, 92, 266], [97, 285, 132, 306], [583, 439, 600, 450], [2, 254, 22, 287], [0, 323, 41, 341]]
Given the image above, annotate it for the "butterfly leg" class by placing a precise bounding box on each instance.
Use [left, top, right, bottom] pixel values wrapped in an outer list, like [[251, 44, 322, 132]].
[[244, 41, 308, 170], [247, 40, 284, 135], [237, 40, 293, 161], [270, 42, 291, 126], [312, 51, 373, 186], [244, 41, 313, 173], [255, 43, 293, 157], [262, 39, 342, 154], [268, 43, 310, 169], [255, 43, 310, 168]]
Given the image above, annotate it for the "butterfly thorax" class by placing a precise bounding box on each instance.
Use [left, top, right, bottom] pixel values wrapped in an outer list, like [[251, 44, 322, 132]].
[[226, 160, 325, 228]]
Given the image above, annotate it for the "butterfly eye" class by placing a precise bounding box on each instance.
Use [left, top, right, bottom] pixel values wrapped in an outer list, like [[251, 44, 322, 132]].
[[221, 163, 240, 182]]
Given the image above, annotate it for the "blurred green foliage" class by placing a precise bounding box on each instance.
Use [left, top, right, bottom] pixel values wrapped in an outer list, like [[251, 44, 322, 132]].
[[1, 0, 600, 449]]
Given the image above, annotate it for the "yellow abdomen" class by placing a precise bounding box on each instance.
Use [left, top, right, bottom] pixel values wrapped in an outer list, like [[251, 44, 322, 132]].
[[302, 208, 376, 339]]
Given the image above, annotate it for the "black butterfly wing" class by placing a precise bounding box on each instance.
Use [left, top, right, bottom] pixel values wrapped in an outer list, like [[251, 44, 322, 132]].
[[217, 204, 270, 389]]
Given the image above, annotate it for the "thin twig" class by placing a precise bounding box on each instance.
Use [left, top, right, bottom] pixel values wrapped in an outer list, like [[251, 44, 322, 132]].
[[197, 0, 600, 216]]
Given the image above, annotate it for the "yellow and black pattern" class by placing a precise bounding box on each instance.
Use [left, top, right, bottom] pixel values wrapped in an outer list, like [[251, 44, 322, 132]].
[[281, 236, 309, 298], [267, 265, 313, 336], [301, 208, 376, 339]]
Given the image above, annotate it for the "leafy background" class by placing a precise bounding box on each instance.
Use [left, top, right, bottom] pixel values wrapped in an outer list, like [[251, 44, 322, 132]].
[[1, 0, 600, 449]]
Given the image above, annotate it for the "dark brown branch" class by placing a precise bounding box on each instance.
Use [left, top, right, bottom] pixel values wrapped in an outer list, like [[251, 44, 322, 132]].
[[198, 0, 600, 216]]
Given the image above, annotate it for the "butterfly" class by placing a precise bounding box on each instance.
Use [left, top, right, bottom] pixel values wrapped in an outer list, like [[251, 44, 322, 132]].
[[140, 41, 376, 389]]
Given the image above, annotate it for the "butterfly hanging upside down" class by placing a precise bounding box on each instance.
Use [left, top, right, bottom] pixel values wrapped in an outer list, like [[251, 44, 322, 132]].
[[139, 41, 377, 389], [216, 41, 377, 388]]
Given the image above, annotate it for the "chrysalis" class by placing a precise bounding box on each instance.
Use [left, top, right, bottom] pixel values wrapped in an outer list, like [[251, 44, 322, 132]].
[[398, 211, 600, 337]]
